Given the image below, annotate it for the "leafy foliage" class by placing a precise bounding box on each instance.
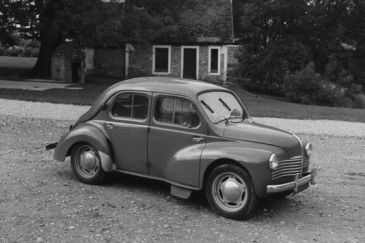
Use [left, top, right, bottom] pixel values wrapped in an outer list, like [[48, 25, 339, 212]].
[[235, 0, 365, 105], [283, 63, 349, 106], [1, 0, 232, 77]]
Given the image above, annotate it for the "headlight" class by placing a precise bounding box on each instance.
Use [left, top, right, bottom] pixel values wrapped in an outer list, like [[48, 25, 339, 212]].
[[305, 143, 313, 157], [269, 154, 279, 170]]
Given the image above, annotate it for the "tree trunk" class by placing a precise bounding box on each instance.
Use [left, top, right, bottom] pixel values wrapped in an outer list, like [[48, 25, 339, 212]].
[[29, 19, 62, 78]]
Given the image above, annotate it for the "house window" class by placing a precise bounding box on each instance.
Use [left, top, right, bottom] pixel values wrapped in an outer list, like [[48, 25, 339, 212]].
[[153, 45, 171, 74], [208, 46, 220, 75]]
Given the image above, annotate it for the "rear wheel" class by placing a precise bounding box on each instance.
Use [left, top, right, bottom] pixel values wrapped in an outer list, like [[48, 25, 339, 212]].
[[71, 143, 105, 184], [206, 164, 257, 220]]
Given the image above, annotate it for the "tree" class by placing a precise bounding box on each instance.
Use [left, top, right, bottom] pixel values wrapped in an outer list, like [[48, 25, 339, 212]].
[[234, 0, 365, 94], [1, 0, 234, 78]]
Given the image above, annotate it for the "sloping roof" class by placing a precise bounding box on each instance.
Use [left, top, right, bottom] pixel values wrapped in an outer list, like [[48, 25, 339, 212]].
[[77, 77, 228, 123], [102, 77, 227, 97]]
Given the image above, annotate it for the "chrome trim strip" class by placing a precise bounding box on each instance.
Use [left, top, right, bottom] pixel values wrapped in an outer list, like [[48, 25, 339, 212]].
[[267, 168, 317, 194], [115, 169, 200, 190]]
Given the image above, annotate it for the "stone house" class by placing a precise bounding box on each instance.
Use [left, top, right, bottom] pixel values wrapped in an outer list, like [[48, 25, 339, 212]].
[[85, 40, 239, 84], [51, 43, 86, 83], [83, 0, 239, 84]]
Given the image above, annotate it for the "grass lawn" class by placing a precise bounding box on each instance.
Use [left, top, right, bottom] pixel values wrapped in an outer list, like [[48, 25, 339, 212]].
[[0, 56, 37, 79], [231, 86, 365, 122], [0, 56, 364, 122], [0, 82, 364, 122]]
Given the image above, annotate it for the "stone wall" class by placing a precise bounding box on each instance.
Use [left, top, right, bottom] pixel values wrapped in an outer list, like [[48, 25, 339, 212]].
[[51, 43, 85, 83], [226, 45, 240, 83], [51, 55, 65, 82], [128, 44, 152, 78], [94, 48, 125, 78], [199, 46, 224, 84], [100, 43, 240, 84]]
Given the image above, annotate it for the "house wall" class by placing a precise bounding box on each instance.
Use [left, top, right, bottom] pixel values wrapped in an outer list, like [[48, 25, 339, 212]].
[[226, 45, 240, 83], [94, 48, 125, 78], [110, 43, 240, 84], [51, 55, 65, 82], [170, 46, 181, 77], [128, 44, 227, 83], [51, 43, 85, 83], [128, 44, 152, 78], [85, 48, 94, 74], [199, 46, 224, 84]]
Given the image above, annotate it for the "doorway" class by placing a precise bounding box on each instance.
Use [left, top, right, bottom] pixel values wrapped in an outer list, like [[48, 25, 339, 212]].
[[72, 62, 81, 83], [181, 46, 199, 79]]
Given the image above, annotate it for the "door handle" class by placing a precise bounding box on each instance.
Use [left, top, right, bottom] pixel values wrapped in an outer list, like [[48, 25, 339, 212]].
[[192, 136, 204, 142], [106, 123, 114, 130]]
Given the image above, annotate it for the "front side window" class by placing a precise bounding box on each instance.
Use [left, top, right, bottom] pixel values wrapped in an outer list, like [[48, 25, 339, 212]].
[[155, 97, 200, 128], [112, 93, 148, 120], [198, 91, 246, 123], [153, 46, 171, 74]]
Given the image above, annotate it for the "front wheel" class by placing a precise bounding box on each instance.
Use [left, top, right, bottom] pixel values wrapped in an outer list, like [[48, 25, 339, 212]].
[[71, 143, 105, 184], [206, 164, 257, 220]]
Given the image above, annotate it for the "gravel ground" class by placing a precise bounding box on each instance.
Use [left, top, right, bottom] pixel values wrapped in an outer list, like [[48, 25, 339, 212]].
[[1, 98, 365, 137], [1, 99, 364, 242], [0, 114, 364, 242]]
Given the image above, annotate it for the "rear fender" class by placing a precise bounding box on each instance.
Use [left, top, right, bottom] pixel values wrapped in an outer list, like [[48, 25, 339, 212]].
[[54, 122, 114, 172]]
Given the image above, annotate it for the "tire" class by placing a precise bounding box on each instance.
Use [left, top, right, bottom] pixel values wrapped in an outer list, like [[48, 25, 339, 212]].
[[206, 164, 257, 220], [71, 143, 105, 185]]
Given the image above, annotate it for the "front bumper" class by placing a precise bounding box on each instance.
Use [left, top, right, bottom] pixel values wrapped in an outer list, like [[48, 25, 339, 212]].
[[267, 168, 317, 194]]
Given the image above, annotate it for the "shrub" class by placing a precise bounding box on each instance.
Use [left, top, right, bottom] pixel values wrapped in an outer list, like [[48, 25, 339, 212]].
[[238, 40, 312, 95], [4, 47, 24, 56], [283, 63, 349, 107]]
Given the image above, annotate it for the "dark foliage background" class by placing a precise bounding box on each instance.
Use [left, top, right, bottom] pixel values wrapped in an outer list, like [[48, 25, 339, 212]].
[[234, 0, 365, 107]]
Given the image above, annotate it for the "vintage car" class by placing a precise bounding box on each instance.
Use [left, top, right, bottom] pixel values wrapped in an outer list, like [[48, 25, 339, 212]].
[[48, 77, 317, 219]]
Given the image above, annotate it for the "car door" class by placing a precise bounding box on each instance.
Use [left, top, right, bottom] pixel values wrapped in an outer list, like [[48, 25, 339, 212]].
[[148, 94, 207, 187], [105, 91, 150, 174]]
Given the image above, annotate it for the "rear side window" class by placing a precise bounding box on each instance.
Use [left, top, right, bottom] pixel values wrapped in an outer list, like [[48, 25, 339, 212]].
[[112, 93, 148, 119], [154, 97, 200, 128]]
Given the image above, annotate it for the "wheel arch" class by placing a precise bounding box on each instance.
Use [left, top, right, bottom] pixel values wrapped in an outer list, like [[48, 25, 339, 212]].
[[54, 123, 115, 172], [202, 158, 253, 190]]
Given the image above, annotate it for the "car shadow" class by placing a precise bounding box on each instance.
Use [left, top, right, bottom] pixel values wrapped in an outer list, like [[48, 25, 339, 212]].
[[57, 168, 304, 220], [104, 171, 211, 208]]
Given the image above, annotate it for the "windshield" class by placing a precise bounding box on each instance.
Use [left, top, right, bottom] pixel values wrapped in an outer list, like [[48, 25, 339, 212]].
[[198, 91, 246, 123]]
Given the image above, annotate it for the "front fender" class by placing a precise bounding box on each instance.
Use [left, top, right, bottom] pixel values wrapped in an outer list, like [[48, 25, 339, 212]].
[[200, 140, 287, 197], [54, 122, 114, 171]]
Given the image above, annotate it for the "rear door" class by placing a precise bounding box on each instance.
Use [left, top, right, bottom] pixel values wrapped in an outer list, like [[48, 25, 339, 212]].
[[105, 91, 151, 174]]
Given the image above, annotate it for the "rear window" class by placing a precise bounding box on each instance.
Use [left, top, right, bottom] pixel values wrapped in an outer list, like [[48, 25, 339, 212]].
[[111, 93, 148, 119]]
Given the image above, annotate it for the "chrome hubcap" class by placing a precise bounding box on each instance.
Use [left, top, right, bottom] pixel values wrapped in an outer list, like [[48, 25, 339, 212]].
[[80, 151, 97, 171], [212, 172, 248, 212], [221, 178, 242, 202], [74, 145, 100, 179]]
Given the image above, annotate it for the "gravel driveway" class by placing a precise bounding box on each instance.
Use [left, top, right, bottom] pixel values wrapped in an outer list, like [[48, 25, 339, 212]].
[[1, 98, 364, 137], [1, 99, 364, 242]]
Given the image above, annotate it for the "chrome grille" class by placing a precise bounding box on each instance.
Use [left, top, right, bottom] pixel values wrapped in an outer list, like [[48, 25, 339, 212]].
[[302, 155, 309, 173], [272, 157, 303, 180]]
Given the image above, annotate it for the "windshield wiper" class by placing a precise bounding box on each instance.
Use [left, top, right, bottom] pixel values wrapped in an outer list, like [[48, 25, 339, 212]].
[[200, 100, 214, 114], [219, 98, 231, 112]]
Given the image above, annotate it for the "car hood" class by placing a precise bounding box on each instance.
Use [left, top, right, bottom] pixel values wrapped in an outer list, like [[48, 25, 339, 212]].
[[223, 122, 301, 157]]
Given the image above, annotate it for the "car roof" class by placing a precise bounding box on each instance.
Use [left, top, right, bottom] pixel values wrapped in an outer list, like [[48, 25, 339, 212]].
[[106, 77, 229, 97], [76, 77, 230, 124]]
